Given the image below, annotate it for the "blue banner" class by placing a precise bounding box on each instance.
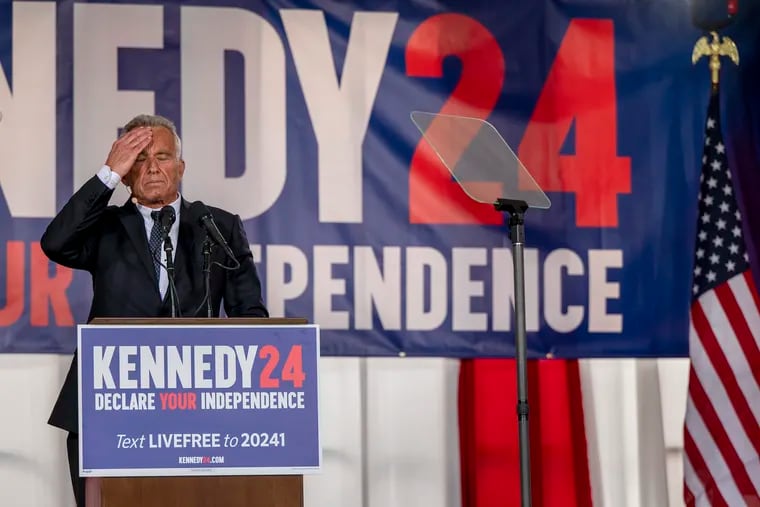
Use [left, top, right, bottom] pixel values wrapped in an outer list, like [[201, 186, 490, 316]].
[[78, 324, 320, 476], [0, 0, 758, 358]]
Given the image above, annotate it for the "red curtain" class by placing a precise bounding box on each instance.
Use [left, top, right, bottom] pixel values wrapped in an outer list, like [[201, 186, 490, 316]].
[[458, 359, 593, 507]]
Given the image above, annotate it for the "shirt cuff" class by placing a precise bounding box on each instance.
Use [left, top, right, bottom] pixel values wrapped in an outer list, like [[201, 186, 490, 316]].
[[96, 165, 121, 190]]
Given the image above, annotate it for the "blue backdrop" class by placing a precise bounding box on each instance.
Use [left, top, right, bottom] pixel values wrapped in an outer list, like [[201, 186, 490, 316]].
[[0, 0, 758, 358]]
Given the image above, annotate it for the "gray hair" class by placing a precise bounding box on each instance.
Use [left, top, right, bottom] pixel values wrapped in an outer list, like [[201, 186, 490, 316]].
[[123, 114, 182, 158]]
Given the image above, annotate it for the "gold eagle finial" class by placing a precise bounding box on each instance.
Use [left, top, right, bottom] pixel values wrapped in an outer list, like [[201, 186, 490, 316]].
[[692, 31, 740, 87]]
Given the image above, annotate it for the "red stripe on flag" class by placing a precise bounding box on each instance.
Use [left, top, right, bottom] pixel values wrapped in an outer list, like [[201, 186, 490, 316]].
[[743, 271, 760, 312], [714, 280, 760, 402], [684, 429, 729, 507], [684, 484, 695, 507], [691, 302, 760, 455], [687, 367, 759, 497]]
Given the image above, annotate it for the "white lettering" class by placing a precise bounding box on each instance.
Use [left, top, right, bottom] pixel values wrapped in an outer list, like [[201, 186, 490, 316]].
[[253, 244, 625, 335], [281, 10, 398, 222], [93, 346, 116, 389], [200, 391, 305, 410], [94, 346, 261, 390], [214, 345, 236, 389], [73, 4, 163, 204], [266, 245, 308, 317], [492, 248, 539, 332], [313, 245, 350, 328], [235, 345, 258, 389], [354, 246, 401, 330], [193, 345, 212, 388], [452, 248, 488, 331], [167, 345, 192, 389], [588, 249, 623, 332], [95, 393, 155, 411], [544, 249, 584, 332], [118, 346, 137, 389], [181, 7, 286, 219], [149, 432, 221, 448], [0, 2, 56, 217], [140, 345, 165, 389], [405, 247, 447, 330]]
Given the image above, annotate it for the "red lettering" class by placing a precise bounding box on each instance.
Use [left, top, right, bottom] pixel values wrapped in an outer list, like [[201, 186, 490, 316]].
[[30, 242, 74, 326], [258, 345, 280, 388], [406, 14, 504, 225], [0, 241, 25, 325], [518, 19, 631, 227], [281, 345, 306, 388], [158, 392, 196, 410]]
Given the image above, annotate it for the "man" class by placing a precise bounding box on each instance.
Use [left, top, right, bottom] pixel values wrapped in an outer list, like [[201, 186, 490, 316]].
[[41, 114, 269, 507]]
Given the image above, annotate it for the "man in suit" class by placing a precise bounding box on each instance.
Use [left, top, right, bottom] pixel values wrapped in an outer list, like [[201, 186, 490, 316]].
[[41, 114, 269, 507]]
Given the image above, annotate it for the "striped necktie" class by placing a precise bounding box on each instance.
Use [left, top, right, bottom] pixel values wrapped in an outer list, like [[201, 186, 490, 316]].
[[148, 210, 162, 284]]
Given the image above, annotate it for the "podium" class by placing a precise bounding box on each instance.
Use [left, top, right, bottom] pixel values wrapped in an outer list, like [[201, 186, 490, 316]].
[[86, 475, 303, 507], [80, 318, 319, 507]]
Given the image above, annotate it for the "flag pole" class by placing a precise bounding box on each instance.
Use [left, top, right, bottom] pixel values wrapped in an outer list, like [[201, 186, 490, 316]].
[[691, 31, 740, 96], [683, 17, 748, 507]]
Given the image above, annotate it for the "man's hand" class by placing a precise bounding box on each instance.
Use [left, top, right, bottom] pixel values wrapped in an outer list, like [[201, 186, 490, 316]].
[[105, 127, 153, 178]]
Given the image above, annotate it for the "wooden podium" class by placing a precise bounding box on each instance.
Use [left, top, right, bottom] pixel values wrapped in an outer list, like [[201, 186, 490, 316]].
[[83, 318, 312, 507], [86, 475, 303, 507]]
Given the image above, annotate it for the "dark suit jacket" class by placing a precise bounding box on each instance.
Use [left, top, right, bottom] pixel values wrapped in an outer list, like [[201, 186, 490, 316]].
[[41, 175, 268, 434]]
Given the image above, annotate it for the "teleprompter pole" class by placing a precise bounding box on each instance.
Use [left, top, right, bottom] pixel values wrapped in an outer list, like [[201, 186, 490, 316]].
[[494, 197, 532, 507]]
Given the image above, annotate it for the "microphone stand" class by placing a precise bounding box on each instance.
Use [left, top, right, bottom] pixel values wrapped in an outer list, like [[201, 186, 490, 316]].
[[163, 235, 179, 318], [494, 197, 532, 507], [202, 237, 213, 318]]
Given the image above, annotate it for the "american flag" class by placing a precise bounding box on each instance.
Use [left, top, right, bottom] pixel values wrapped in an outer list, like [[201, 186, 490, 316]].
[[683, 92, 760, 506]]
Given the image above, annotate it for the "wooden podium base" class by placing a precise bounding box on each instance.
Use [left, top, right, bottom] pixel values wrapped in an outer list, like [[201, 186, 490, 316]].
[[86, 476, 304, 507]]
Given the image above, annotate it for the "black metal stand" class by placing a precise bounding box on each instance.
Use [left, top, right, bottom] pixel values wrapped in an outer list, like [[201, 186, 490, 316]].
[[163, 237, 179, 318], [202, 237, 213, 318], [494, 198, 532, 507]]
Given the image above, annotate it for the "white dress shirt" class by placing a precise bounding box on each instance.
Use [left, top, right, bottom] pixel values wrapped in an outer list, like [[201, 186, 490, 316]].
[[97, 165, 180, 300]]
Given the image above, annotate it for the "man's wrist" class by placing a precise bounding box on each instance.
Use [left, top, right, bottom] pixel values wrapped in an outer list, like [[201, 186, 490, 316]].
[[96, 165, 121, 190]]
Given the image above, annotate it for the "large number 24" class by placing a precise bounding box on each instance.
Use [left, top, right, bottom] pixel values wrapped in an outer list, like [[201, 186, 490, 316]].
[[406, 16, 631, 228]]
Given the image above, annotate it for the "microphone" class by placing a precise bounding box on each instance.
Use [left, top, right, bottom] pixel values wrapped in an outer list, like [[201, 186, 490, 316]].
[[155, 205, 179, 318], [158, 205, 176, 237], [190, 201, 237, 263], [188, 201, 240, 318], [154, 205, 181, 318]]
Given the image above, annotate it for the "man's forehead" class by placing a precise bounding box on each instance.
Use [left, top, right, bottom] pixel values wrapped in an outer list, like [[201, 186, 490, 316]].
[[141, 128, 177, 153], [151, 126, 174, 141]]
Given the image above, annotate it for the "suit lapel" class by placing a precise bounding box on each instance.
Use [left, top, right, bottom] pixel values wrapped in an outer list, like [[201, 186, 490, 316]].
[[173, 199, 203, 305], [118, 202, 159, 287]]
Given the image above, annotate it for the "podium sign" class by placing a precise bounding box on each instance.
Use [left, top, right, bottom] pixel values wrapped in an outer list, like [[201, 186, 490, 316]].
[[78, 323, 321, 477]]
